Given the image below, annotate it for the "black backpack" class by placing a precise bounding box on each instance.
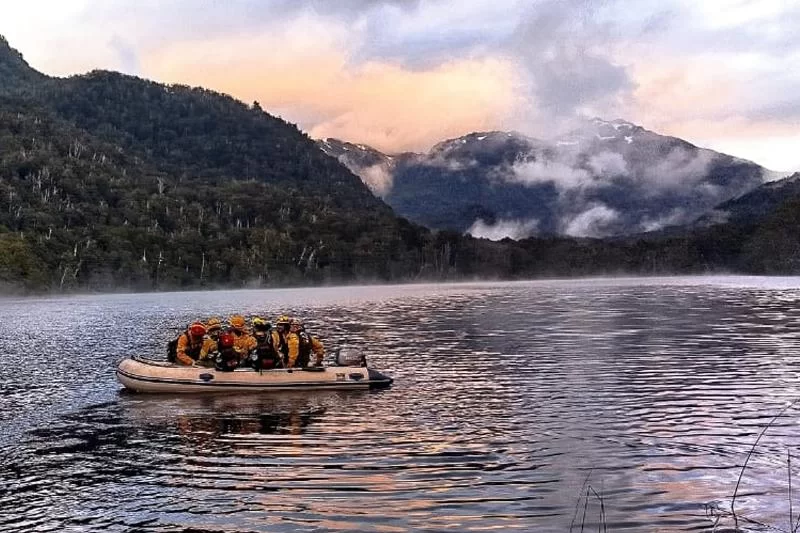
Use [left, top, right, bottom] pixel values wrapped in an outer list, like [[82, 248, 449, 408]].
[[166, 337, 179, 363]]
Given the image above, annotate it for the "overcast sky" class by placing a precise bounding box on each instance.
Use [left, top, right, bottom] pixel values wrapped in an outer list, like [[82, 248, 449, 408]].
[[2, 0, 798, 171]]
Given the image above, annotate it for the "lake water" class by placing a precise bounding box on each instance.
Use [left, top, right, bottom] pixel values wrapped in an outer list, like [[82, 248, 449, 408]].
[[2, 276, 800, 532]]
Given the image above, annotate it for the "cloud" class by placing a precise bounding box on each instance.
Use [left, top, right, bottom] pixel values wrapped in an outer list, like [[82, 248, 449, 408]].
[[2, 0, 800, 170], [467, 217, 539, 240], [356, 163, 395, 197], [142, 16, 520, 154], [562, 204, 619, 237], [422, 156, 475, 172], [588, 151, 628, 177], [641, 146, 715, 189], [638, 208, 688, 232], [506, 0, 638, 133], [504, 157, 592, 192], [108, 35, 140, 75]]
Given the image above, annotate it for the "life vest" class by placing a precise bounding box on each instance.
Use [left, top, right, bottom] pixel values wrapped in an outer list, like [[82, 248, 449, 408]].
[[214, 331, 239, 371], [278, 330, 289, 360], [274, 329, 289, 365], [249, 330, 281, 370]]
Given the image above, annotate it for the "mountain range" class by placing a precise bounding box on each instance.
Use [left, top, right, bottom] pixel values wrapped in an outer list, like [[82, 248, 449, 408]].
[[319, 120, 774, 239], [2, 33, 800, 293]]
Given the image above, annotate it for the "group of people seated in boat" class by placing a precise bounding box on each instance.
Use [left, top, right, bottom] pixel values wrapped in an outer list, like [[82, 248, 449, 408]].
[[168, 314, 324, 371]]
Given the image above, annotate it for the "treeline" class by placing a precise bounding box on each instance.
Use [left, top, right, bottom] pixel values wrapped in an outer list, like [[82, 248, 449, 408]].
[[0, 100, 443, 292]]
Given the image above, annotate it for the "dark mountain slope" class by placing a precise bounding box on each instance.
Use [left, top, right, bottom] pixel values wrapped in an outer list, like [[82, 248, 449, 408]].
[[46, 71, 380, 208], [696, 172, 800, 226], [0, 36, 46, 93]]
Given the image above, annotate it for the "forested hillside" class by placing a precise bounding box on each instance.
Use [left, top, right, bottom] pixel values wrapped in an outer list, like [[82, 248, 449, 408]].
[[0, 38, 463, 292]]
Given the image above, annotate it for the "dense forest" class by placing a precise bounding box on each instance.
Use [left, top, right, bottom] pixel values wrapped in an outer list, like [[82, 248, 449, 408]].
[[1, 35, 800, 294]]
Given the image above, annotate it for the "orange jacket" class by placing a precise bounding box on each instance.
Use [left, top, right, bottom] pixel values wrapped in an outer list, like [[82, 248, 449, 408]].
[[309, 336, 325, 364], [270, 329, 288, 365], [285, 332, 300, 368], [176, 333, 216, 366], [231, 331, 257, 360]]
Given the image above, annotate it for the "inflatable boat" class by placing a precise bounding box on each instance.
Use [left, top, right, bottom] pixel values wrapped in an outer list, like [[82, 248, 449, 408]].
[[116, 351, 393, 393]]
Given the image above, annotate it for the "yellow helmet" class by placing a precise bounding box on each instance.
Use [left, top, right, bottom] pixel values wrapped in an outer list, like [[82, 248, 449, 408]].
[[228, 315, 246, 330], [205, 317, 222, 332], [252, 316, 270, 331], [276, 314, 291, 325]]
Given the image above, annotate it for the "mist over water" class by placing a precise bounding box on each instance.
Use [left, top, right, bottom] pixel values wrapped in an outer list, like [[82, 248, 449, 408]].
[[2, 277, 800, 531]]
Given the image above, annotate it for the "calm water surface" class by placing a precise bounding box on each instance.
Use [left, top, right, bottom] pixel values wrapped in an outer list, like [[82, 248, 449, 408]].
[[3, 276, 800, 532]]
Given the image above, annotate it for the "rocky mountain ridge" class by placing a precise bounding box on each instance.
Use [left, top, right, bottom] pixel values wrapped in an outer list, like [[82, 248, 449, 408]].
[[319, 120, 771, 239]]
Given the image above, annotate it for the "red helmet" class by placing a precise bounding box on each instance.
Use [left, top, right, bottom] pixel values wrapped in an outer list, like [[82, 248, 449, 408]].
[[189, 322, 206, 337], [218, 331, 235, 349]]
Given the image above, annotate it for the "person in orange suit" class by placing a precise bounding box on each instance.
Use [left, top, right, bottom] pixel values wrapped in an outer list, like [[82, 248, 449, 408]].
[[228, 314, 257, 366], [175, 322, 215, 366], [286, 318, 325, 368]]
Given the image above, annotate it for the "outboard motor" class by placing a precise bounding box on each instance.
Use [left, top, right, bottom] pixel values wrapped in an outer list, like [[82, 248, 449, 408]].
[[335, 347, 367, 367]]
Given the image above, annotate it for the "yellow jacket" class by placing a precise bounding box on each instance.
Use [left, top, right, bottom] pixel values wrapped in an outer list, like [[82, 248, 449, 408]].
[[286, 332, 300, 368], [285, 332, 325, 368]]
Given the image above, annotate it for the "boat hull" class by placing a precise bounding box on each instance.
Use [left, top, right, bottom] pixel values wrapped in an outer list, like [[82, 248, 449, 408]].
[[116, 356, 393, 393]]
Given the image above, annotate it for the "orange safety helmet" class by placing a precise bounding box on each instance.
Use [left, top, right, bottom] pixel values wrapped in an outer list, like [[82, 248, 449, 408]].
[[188, 322, 207, 337], [228, 315, 247, 331]]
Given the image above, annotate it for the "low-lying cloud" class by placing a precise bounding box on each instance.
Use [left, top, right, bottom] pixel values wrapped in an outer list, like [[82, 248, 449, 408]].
[[467, 218, 539, 240], [638, 208, 688, 232], [588, 151, 628, 177], [506, 158, 592, 191], [562, 204, 620, 237], [641, 146, 715, 189], [357, 163, 395, 197]]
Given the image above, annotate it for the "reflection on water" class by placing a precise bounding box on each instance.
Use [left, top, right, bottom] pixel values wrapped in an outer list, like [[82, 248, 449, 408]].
[[3, 277, 800, 531]]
